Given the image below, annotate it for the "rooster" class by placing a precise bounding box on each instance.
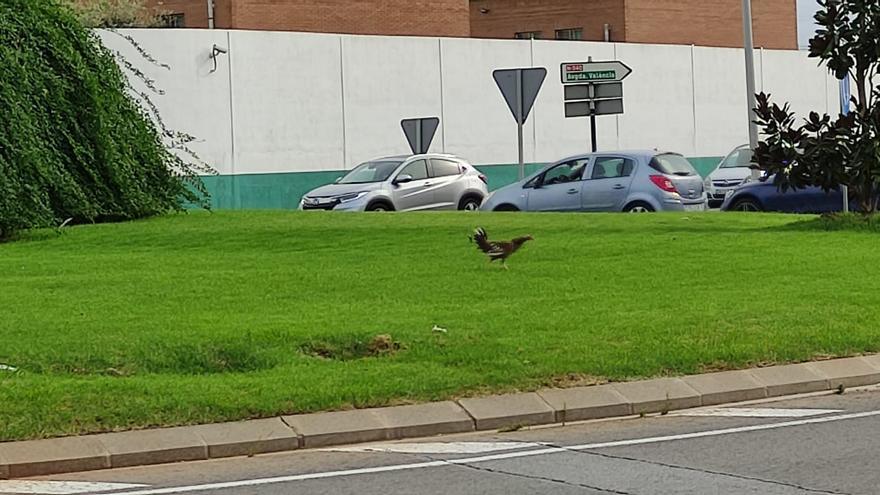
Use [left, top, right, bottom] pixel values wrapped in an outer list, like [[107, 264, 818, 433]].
[[469, 227, 533, 269]]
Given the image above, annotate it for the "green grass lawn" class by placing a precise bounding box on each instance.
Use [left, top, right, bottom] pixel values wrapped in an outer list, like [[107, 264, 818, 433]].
[[1, 211, 879, 441]]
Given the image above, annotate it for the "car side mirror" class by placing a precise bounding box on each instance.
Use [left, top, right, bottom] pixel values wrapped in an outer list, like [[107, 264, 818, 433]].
[[395, 174, 414, 185], [334, 177, 341, 184]]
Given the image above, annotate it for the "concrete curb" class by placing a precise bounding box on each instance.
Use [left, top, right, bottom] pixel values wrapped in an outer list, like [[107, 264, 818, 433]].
[[2, 355, 879, 479]]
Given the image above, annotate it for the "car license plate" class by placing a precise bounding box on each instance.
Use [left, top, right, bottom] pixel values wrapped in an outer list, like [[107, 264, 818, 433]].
[[683, 203, 705, 212]]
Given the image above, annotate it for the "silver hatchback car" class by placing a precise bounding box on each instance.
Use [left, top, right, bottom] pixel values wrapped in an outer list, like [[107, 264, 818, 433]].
[[480, 150, 707, 212], [299, 154, 489, 212]]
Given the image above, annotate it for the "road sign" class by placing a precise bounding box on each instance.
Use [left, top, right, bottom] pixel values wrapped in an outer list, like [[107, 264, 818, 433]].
[[493, 68, 547, 125], [400, 117, 439, 155], [564, 82, 623, 101], [840, 77, 851, 213], [493, 68, 547, 179], [561, 61, 632, 84], [564, 99, 624, 118], [561, 59, 631, 152]]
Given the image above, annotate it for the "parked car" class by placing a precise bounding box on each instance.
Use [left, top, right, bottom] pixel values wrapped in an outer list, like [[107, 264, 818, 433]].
[[298, 153, 488, 212], [704, 144, 755, 207], [720, 176, 853, 213], [479, 150, 708, 213]]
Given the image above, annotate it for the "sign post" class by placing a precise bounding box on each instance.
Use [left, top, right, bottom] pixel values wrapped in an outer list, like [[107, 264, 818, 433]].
[[840, 78, 851, 213], [400, 117, 440, 155], [560, 59, 631, 152], [493, 68, 547, 179]]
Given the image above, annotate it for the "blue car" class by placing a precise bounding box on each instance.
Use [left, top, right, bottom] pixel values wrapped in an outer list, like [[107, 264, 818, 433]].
[[720, 175, 852, 213]]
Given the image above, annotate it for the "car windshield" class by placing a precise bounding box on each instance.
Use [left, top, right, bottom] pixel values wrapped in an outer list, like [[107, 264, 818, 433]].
[[337, 160, 403, 184], [650, 153, 697, 176], [720, 148, 753, 168]]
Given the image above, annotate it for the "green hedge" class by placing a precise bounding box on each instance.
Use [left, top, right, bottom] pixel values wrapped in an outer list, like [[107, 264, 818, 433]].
[[0, 0, 202, 239]]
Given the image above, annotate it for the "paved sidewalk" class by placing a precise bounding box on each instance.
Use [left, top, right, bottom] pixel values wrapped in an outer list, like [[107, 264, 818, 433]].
[[2, 355, 879, 479]]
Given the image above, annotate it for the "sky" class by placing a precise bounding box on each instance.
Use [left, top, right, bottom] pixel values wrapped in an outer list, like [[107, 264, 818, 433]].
[[797, 0, 820, 49]]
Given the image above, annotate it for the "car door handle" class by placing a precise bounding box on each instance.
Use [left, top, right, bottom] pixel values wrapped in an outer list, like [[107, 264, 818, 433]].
[[613, 184, 625, 190], [423, 182, 432, 187], [567, 189, 578, 194]]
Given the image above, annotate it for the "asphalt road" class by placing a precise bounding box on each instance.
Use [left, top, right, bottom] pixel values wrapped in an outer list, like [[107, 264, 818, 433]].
[[9, 388, 880, 495]]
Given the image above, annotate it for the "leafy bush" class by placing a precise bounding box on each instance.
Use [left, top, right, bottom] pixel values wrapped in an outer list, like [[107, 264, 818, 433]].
[[0, 0, 206, 239], [64, 0, 161, 28]]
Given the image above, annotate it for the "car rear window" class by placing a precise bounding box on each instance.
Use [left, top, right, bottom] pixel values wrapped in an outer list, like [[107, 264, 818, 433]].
[[649, 154, 697, 176]]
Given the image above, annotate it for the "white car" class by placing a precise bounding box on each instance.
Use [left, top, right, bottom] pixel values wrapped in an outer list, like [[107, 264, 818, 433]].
[[705, 144, 755, 207], [299, 154, 488, 212]]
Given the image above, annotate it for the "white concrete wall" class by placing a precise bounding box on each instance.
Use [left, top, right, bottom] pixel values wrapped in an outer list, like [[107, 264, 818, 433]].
[[615, 43, 697, 155], [100, 29, 841, 175], [230, 31, 344, 174], [342, 36, 444, 166], [441, 38, 534, 165], [691, 47, 760, 157], [98, 29, 235, 174]]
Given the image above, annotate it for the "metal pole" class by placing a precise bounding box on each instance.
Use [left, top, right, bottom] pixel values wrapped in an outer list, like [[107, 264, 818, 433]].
[[742, 0, 760, 179], [516, 69, 524, 180], [207, 0, 215, 28], [589, 82, 597, 152], [840, 78, 851, 213], [587, 57, 597, 153], [590, 114, 597, 152]]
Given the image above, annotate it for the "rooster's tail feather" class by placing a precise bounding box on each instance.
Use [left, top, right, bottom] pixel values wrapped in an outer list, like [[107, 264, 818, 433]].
[[471, 227, 494, 253]]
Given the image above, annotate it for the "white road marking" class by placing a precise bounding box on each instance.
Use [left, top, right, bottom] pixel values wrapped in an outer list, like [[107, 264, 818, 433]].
[[321, 441, 543, 454], [0, 481, 147, 494], [671, 407, 843, 418], [93, 409, 880, 495]]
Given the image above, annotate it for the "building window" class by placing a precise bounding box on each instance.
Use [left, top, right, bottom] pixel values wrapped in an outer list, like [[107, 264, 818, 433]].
[[555, 28, 583, 41], [160, 13, 185, 28], [515, 31, 542, 40]]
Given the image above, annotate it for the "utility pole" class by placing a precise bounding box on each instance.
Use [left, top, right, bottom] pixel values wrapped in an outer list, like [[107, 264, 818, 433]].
[[207, 0, 215, 29], [741, 0, 760, 179]]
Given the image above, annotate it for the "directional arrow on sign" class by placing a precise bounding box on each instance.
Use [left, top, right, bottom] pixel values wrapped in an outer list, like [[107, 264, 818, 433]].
[[561, 61, 632, 84]]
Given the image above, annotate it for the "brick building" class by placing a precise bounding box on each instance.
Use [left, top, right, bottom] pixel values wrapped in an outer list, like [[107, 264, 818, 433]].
[[147, 0, 796, 50], [469, 0, 797, 49], [149, 0, 471, 37]]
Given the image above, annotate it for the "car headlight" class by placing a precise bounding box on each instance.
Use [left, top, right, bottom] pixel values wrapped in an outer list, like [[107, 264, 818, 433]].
[[334, 191, 368, 203]]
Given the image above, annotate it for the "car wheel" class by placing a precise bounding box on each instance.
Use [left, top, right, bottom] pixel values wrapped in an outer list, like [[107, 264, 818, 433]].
[[494, 204, 519, 212], [366, 201, 393, 212], [730, 197, 762, 212], [624, 201, 655, 213], [458, 196, 482, 211]]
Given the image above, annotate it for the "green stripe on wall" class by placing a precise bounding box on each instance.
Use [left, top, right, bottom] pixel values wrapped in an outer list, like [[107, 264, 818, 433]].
[[200, 170, 344, 210], [198, 158, 722, 210]]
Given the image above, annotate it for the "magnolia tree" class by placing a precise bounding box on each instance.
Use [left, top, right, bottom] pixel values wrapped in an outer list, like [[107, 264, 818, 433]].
[[752, 0, 880, 213]]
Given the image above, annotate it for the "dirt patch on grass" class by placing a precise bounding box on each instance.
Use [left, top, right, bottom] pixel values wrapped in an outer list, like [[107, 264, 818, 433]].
[[544, 373, 608, 389], [300, 334, 404, 361]]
